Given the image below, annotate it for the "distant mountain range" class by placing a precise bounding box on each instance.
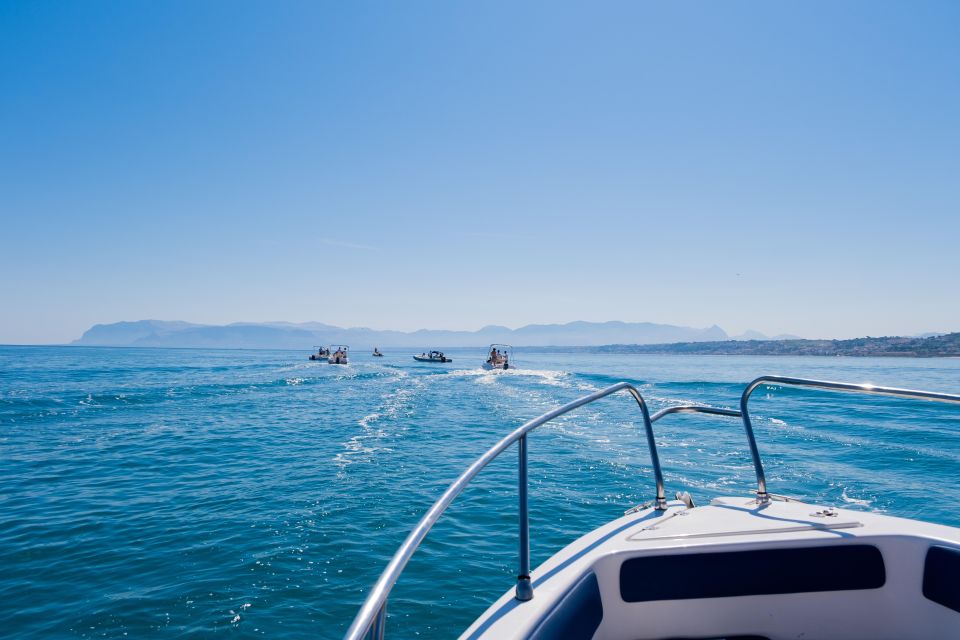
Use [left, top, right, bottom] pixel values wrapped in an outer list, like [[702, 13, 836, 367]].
[[72, 319, 751, 349], [69, 320, 958, 355], [580, 333, 960, 357]]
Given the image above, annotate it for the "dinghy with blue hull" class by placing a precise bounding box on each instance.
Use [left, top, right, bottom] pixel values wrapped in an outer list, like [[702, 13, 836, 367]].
[[413, 350, 452, 363]]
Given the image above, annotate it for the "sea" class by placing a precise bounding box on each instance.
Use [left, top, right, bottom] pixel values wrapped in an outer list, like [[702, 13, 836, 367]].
[[2, 345, 959, 638]]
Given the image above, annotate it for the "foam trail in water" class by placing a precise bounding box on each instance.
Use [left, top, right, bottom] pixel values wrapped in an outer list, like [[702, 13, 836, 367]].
[[445, 367, 600, 392], [840, 488, 873, 507], [333, 375, 422, 472]]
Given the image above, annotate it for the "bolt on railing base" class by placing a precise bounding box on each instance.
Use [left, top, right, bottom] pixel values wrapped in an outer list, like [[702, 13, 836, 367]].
[[515, 575, 533, 601]]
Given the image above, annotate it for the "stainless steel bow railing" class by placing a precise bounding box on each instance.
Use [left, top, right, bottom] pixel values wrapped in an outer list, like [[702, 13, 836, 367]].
[[740, 375, 960, 503], [650, 405, 742, 423], [344, 381, 673, 640]]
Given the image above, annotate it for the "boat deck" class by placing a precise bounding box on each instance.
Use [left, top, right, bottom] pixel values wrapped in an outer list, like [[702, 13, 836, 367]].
[[462, 497, 960, 640]]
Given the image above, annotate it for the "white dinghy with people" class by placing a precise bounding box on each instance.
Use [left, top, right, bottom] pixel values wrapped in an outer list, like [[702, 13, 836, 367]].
[[328, 345, 349, 365], [483, 344, 512, 370], [345, 376, 960, 640]]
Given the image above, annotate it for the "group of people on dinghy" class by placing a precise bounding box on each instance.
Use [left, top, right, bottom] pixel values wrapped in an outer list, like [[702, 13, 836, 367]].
[[308, 346, 330, 361], [483, 344, 511, 370], [413, 350, 451, 363]]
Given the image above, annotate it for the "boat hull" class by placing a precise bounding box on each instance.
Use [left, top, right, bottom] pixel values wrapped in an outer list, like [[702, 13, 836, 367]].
[[461, 496, 960, 639]]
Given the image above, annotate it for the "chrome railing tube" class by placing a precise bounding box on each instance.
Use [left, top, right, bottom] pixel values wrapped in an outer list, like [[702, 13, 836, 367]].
[[516, 434, 532, 601], [650, 405, 742, 423], [739, 383, 770, 501], [740, 375, 960, 503], [626, 386, 667, 511], [343, 381, 662, 640]]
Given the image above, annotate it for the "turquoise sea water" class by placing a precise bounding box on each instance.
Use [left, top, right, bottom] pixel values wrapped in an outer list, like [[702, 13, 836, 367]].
[[2, 346, 959, 638]]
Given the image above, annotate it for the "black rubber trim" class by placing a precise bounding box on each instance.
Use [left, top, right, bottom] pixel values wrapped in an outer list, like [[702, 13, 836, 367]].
[[658, 637, 769, 640], [620, 544, 885, 602]]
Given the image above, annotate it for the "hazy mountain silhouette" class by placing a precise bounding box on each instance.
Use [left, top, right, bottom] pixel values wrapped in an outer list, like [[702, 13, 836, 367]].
[[73, 319, 730, 349]]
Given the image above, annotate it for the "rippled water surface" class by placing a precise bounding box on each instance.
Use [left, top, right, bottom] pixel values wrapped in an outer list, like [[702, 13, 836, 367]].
[[2, 346, 959, 638]]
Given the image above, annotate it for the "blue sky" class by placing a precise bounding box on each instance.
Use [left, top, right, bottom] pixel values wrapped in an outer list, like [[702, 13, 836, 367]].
[[2, 1, 958, 344]]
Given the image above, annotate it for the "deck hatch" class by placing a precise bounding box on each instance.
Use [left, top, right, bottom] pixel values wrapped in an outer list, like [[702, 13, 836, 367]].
[[620, 544, 885, 602], [923, 545, 960, 613]]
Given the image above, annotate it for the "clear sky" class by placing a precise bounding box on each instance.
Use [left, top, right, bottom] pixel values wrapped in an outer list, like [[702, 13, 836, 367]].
[[2, 1, 959, 344]]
